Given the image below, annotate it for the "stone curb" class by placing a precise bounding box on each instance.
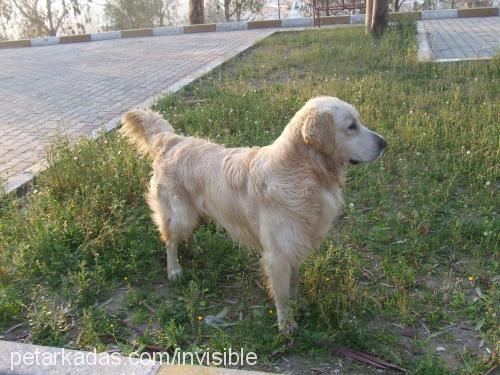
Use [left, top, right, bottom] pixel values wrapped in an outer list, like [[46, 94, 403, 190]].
[[0, 340, 159, 375], [416, 22, 433, 62], [0, 8, 497, 50], [0, 340, 275, 374], [421, 9, 458, 19]]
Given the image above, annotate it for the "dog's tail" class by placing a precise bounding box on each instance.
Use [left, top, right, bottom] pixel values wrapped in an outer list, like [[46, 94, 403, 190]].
[[120, 109, 174, 155]]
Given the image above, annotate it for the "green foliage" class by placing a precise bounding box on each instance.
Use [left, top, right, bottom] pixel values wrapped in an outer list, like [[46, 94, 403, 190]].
[[77, 307, 120, 351], [301, 243, 365, 331], [0, 0, 90, 38], [27, 289, 71, 346], [413, 353, 451, 375], [155, 319, 185, 349], [104, 0, 177, 29], [0, 285, 23, 329]]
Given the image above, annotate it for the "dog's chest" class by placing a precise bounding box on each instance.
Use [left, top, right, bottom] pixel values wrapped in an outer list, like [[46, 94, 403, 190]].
[[316, 187, 343, 240]]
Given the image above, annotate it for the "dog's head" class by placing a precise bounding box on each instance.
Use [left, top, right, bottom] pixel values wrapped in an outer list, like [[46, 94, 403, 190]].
[[300, 96, 387, 165]]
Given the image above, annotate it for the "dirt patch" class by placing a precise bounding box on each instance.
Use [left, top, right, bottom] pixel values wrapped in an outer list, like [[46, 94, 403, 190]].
[[274, 354, 389, 374]]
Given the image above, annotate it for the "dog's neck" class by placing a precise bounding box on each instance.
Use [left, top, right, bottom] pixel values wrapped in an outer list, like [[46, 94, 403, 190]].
[[269, 118, 345, 188]]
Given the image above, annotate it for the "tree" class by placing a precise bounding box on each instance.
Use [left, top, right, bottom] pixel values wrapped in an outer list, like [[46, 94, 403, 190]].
[[205, 0, 224, 22], [206, 0, 263, 22], [104, 0, 178, 30], [154, 0, 177, 26], [189, 0, 204, 24], [365, 0, 388, 36], [234, 0, 264, 21], [393, 0, 407, 11], [0, 1, 9, 37], [0, 0, 90, 37]]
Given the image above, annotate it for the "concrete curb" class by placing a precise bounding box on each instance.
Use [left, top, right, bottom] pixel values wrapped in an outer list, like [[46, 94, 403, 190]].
[[416, 22, 433, 62], [1, 8, 497, 50], [0, 340, 275, 375], [422, 9, 458, 20], [0, 340, 160, 375]]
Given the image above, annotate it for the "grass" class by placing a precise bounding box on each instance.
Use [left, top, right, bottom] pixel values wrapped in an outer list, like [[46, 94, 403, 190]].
[[0, 22, 498, 373]]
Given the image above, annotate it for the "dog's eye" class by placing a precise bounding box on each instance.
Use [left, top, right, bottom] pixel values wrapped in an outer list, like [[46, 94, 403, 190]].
[[348, 122, 357, 130]]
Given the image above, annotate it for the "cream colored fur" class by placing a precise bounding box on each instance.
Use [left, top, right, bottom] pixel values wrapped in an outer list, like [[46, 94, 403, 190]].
[[121, 96, 386, 333]]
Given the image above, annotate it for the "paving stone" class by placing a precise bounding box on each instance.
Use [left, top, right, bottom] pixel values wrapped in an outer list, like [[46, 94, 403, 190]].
[[420, 17, 499, 61]]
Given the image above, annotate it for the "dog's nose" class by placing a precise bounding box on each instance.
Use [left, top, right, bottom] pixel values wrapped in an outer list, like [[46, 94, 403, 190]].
[[377, 137, 387, 150]]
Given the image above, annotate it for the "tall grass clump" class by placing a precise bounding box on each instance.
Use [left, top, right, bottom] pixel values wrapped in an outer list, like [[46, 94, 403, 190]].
[[0, 133, 165, 328]]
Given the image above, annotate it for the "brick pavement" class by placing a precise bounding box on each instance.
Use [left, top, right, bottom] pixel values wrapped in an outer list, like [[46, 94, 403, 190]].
[[0, 30, 274, 192], [420, 16, 500, 61]]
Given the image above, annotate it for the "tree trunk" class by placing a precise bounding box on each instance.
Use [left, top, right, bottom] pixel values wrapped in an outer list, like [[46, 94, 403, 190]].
[[46, 0, 56, 35], [159, 10, 164, 26], [365, 0, 388, 36], [365, 0, 373, 33], [224, 0, 231, 21], [189, 0, 204, 24]]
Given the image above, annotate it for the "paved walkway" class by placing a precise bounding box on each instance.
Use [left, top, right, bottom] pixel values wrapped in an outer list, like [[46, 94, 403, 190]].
[[420, 17, 500, 61], [0, 30, 274, 192]]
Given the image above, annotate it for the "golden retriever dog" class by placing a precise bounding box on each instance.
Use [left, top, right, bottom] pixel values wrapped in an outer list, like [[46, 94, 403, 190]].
[[121, 96, 386, 333]]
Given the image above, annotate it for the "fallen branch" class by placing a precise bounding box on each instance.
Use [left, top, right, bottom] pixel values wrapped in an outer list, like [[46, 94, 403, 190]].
[[330, 345, 407, 372], [313, 338, 406, 372], [2, 322, 23, 335]]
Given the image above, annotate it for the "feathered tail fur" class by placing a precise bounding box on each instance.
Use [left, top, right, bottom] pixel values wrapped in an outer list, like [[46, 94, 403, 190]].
[[120, 109, 174, 156]]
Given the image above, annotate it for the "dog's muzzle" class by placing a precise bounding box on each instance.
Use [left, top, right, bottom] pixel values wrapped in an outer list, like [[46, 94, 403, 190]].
[[377, 136, 387, 152]]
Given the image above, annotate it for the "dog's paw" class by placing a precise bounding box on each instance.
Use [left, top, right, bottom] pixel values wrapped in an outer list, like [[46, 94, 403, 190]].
[[278, 318, 298, 335], [168, 268, 182, 281]]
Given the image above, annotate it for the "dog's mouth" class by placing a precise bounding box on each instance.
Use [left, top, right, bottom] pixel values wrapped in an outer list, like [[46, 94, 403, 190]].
[[349, 159, 361, 165]]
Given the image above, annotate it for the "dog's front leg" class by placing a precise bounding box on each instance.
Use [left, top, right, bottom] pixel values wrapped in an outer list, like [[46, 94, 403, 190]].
[[262, 252, 298, 334]]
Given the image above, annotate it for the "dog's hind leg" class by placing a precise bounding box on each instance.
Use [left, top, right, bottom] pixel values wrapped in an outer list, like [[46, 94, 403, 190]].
[[148, 180, 198, 281]]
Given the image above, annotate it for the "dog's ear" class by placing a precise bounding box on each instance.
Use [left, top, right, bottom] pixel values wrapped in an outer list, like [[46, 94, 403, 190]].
[[301, 108, 335, 155]]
